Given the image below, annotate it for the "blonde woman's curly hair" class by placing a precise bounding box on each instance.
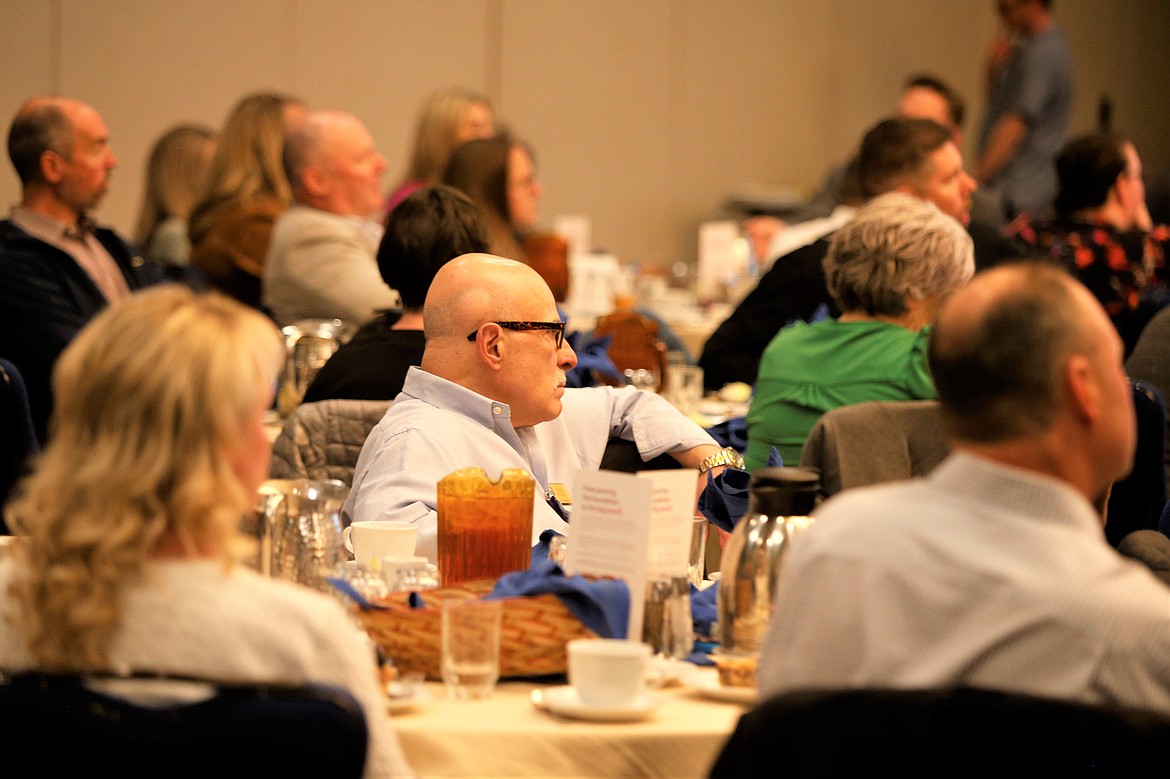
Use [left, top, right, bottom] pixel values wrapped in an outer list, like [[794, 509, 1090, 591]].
[[4, 285, 283, 671]]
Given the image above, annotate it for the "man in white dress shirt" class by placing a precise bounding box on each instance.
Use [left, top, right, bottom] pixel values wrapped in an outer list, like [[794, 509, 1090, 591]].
[[263, 108, 400, 325], [758, 262, 1170, 713]]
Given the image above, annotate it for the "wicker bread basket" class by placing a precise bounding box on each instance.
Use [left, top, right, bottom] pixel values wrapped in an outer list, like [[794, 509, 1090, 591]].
[[355, 579, 596, 679]]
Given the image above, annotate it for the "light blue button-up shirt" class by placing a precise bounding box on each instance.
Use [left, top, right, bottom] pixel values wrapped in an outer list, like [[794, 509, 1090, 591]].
[[343, 367, 718, 561]]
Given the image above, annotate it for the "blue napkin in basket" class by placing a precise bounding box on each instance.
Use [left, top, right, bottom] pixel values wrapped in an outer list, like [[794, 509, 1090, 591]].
[[697, 447, 784, 533], [487, 537, 631, 640]]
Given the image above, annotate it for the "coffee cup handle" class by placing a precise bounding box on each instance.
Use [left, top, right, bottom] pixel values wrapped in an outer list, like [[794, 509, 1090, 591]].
[[342, 525, 354, 554]]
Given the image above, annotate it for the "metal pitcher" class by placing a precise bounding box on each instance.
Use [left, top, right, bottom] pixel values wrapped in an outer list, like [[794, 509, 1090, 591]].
[[247, 478, 350, 592], [717, 467, 818, 655], [276, 318, 356, 417]]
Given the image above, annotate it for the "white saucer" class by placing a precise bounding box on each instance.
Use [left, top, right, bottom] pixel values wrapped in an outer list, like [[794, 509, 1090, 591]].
[[682, 667, 758, 705], [385, 684, 431, 714], [531, 686, 664, 722]]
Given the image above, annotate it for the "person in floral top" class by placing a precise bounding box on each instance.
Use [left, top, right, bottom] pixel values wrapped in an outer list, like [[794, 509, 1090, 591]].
[[1008, 132, 1169, 354]]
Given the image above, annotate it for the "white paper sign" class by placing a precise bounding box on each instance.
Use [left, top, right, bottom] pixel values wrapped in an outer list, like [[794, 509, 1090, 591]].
[[553, 214, 592, 256], [565, 468, 698, 639], [697, 221, 739, 297]]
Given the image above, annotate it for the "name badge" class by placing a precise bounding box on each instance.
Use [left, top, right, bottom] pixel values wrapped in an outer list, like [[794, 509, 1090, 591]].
[[548, 483, 572, 505]]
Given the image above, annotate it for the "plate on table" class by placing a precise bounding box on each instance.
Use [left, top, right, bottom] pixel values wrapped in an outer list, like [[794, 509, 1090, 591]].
[[531, 686, 665, 723], [385, 682, 431, 714], [681, 667, 758, 705]]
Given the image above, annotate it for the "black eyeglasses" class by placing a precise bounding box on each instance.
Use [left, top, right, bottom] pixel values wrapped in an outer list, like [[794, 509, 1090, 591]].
[[466, 320, 566, 349]]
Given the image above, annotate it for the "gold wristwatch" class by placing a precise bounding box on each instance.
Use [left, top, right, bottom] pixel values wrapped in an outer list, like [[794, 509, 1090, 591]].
[[697, 446, 745, 475]]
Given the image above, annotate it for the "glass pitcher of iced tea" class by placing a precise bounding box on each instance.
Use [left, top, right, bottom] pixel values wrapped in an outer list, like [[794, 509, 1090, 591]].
[[436, 468, 534, 586]]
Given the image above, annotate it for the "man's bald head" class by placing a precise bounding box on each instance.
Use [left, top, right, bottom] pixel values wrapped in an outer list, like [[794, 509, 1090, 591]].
[[929, 263, 1103, 444], [422, 253, 574, 427], [283, 109, 385, 216], [8, 96, 115, 218], [424, 253, 554, 343], [8, 97, 70, 185]]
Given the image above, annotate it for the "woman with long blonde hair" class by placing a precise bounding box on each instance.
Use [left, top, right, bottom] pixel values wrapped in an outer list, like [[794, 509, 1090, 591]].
[[383, 87, 494, 217], [133, 124, 216, 267], [0, 285, 412, 778], [188, 91, 306, 310]]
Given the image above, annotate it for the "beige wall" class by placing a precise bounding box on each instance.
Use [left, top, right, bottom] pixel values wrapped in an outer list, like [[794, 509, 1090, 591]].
[[1, 0, 1168, 270]]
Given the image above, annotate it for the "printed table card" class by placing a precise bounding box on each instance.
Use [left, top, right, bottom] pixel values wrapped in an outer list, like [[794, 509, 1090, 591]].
[[565, 468, 698, 639]]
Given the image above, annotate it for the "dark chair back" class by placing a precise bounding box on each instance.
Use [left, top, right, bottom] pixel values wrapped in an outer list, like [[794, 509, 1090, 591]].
[[710, 686, 1170, 777], [0, 358, 40, 531], [1105, 379, 1167, 547], [1118, 528, 1170, 586], [0, 672, 368, 777], [599, 437, 681, 472]]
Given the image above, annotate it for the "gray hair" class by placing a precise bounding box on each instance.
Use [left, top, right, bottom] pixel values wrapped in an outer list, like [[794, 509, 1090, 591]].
[[824, 191, 974, 316]]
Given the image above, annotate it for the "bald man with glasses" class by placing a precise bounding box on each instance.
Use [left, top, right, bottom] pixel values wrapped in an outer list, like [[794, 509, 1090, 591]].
[[343, 253, 725, 561]]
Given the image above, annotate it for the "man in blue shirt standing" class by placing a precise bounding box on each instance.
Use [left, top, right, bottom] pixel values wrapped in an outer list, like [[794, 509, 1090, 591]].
[[975, 0, 1073, 221]]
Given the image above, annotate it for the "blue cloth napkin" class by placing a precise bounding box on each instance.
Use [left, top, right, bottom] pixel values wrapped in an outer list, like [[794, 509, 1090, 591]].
[[705, 415, 747, 453], [697, 448, 783, 533], [686, 582, 719, 665], [487, 548, 631, 640], [691, 580, 717, 637], [565, 331, 623, 388]]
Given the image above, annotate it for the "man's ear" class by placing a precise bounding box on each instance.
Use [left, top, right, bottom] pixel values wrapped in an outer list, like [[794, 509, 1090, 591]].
[[1064, 353, 1101, 424], [40, 149, 64, 184], [301, 165, 330, 198], [476, 324, 506, 371]]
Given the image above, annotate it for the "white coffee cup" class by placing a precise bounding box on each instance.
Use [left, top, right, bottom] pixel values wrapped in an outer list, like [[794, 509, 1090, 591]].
[[342, 521, 418, 567], [567, 638, 652, 707]]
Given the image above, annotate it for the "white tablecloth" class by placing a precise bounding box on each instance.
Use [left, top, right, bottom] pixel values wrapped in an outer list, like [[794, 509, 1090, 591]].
[[390, 675, 746, 778]]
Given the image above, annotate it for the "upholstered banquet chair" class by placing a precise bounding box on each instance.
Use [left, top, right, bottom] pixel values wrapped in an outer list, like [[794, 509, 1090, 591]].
[[0, 358, 39, 531], [270, 398, 392, 487], [0, 672, 368, 776], [800, 387, 1166, 550], [709, 686, 1170, 777], [799, 399, 948, 498], [592, 305, 669, 393]]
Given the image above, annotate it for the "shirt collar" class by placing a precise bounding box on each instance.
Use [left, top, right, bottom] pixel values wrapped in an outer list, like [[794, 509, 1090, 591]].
[[930, 451, 1103, 534], [400, 366, 516, 431], [11, 205, 95, 242]]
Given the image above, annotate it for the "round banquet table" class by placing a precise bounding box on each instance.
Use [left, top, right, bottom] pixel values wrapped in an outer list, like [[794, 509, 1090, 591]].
[[389, 673, 748, 778]]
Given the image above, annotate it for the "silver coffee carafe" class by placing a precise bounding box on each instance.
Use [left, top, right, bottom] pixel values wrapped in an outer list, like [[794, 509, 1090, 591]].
[[717, 467, 818, 656]]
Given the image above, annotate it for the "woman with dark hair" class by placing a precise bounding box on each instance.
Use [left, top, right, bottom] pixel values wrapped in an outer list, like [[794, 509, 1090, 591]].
[[303, 185, 490, 402], [442, 134, 542, 263]]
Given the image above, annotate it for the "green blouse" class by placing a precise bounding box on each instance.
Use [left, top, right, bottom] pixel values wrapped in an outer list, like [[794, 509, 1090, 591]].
[[744, 318, 935, 470]]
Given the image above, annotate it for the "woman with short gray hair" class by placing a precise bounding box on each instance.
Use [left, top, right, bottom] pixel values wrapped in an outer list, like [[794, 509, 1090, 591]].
[[744, 191, 974, 468]]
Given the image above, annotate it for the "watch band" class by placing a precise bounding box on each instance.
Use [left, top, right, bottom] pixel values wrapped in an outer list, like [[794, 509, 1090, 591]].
[[697, 446, 745, 474]]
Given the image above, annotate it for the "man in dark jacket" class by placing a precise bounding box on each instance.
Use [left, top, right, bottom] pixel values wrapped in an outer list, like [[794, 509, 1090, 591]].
[[699, 117, 982, 391], [1, 96, 162, 443]]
